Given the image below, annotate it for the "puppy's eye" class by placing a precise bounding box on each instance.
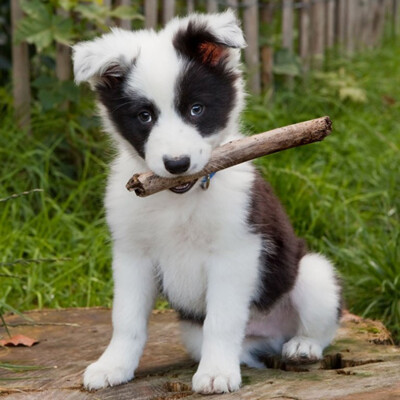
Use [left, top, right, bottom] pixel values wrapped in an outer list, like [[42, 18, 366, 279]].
[[190, 104, 204, 117], [138, 111, 152, 124]]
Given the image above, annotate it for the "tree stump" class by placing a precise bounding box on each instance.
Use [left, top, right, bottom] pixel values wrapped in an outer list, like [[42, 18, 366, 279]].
[[1, 308, 399, 399]]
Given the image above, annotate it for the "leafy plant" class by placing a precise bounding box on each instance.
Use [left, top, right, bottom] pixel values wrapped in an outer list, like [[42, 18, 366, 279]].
[[15, 0, 143, 51], [313, 68, 368, 103], [12, 0, 143, 111], [32, 76, 80, 110], [15, 0, 74, 51], [345, 233, 400, 340], [273, 48, 302, 77]]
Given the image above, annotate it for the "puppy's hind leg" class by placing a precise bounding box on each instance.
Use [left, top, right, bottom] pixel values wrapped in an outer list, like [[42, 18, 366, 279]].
[[282, 253, 341, 363]]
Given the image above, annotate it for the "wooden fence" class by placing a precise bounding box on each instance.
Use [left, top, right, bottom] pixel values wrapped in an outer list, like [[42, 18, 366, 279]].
[[142, 0, 398, 94], [11, 0, 400, 130]]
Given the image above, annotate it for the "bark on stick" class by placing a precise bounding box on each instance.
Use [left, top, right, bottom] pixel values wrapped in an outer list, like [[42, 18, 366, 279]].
[[126, 116, 332, 197]]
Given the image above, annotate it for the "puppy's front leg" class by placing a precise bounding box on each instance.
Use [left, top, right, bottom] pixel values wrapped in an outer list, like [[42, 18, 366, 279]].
[[192, 245, 260, 394], [84, 247, 156, 390]]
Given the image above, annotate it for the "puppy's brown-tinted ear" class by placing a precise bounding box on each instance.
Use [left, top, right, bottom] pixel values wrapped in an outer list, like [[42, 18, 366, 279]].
[[198, 42, 226, 66], [95, 63, 128, 89], [73, 28, 138, 88], [171, 10, 246, 68]]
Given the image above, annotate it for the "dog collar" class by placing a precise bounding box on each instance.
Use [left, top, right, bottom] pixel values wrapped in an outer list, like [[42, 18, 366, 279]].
[[200, 172, 216, 190]]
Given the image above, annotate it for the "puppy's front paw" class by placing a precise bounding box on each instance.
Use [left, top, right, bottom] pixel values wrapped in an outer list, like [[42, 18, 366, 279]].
[[83, 360, 134, 390], [282, 336, 322, 364], [192, 369, 241, 394]]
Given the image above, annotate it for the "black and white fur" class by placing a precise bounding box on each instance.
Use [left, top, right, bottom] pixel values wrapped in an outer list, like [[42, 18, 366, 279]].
[[73, 11, 341, 394]]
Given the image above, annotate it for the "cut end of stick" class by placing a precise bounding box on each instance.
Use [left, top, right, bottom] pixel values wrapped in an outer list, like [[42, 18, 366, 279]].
[[325, 115, 333, 132], [322, 116, 332, 137], [126, 174, 145, 196]]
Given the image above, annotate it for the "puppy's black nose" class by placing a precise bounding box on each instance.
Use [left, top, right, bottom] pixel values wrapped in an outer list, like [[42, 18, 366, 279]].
[[163, 155, 191, 175]]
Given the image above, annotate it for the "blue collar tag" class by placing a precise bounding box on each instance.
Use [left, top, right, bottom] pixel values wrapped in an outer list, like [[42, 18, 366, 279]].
[[200, 172, 216, 190]]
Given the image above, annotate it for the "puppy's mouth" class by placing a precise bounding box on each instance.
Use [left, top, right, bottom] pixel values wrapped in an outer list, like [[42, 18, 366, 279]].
[[169, 179, 198, 194]]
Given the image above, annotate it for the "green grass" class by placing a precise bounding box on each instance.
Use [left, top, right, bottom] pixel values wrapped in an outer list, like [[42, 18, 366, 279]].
[[0, 38, 399, 341], [0, 90, 113, 311]]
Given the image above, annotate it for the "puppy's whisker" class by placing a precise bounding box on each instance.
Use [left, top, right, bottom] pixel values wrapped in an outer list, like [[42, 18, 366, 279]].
[[110, 101, 134, 113]]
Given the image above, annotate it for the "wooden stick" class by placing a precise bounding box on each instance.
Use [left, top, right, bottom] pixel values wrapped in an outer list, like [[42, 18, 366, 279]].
[[126, 116, 332, 197]]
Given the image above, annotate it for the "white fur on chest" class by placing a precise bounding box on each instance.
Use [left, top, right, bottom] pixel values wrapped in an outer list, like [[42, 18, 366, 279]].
[[105, 149, 258, 313], [152, 201, 214, 313]]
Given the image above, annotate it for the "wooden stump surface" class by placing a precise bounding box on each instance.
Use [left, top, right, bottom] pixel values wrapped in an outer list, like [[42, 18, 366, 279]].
[[1, 308, 400, 399]]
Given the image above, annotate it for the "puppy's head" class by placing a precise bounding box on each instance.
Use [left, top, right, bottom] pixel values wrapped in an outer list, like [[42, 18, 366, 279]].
[[73, 11, 246, 178]]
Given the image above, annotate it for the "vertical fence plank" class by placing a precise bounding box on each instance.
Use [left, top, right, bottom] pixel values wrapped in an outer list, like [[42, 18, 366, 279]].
[[357, 0, 364, 48], [345, 0, 356, 55], [372, 0, 386, 46], [282, 0, 294, 86], [226, 0, 239, 8], [384, 0, 392, 37], [370, 0, 380, 46], [325, 0, 335, 49], [163, 0, 175, 24], [243, 0, 261, 94], [145, 0, 158, 28], [355, 0, 365, 50], [282, 0, 294, 52], [310, 0, 325, 66], [207, 0, 219, 13], [56, 9, 71, 111], [353, 0, 360, 51], [260, 0, 274, 90], [103, 0, 112, 26], [362, 0, 372, 48], [335, 0, 347, 49], [56, 8, 71, 83], [299, 0, 310, 70], [385, 0, 392, 17], [56, 34, 71, 111], [11, 0, 31, 131], [369, 0, 379, 46], [117, 0, 133, 29], [394, 0, 399, 36], [381, 0, 390, 41], [55, 43, 71, 82], [187, 0, 195, 14], [360, 0, 371, 48]]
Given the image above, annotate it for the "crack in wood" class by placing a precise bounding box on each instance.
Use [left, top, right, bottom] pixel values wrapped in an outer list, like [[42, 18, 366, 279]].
[[321, 353, 384, 370], [150, 393, 193, 400], [0, 322, 81, 328], [163, 381, 192, 392]]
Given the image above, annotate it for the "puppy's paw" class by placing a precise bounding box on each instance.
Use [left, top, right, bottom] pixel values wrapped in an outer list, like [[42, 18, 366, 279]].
[[192, 370, 241, 394], [282, 336, 322, 364], [83, 360, 134, 390]]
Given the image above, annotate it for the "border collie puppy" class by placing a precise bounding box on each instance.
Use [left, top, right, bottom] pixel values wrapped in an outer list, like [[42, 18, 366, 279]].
[[73, 10, 341, 394]]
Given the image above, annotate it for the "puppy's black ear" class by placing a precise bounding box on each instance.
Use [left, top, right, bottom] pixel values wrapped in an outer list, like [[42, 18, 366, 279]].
[[172, 10, 246, 68], [73, 28, 137, 89]]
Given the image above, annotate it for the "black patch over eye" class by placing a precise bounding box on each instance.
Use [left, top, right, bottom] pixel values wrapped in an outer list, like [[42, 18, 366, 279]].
[[138, 111, 153, 123], [175, 61, 237, 136], [96, 72, 159, 159], [190, 104, 204, 117]]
